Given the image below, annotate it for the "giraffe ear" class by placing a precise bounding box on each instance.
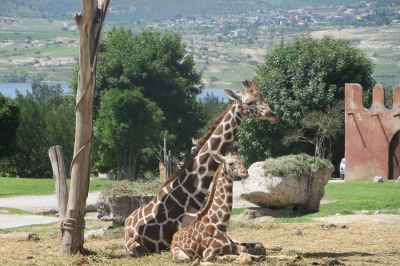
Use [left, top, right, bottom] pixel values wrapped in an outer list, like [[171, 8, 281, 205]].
[[211, 153, 226, 164], [224, 89, 242, 103]]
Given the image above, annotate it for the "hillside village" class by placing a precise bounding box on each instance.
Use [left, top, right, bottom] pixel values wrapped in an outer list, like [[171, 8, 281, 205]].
[[143, 2, 400, 33], [1, 0, 400, 85]]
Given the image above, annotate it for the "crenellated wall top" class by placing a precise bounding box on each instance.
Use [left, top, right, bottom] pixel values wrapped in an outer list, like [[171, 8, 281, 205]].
[[345, 83, 400, 115]]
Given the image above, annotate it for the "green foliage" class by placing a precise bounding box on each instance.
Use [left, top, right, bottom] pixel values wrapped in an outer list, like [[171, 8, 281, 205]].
[[262, 154, 333, 179], [0, 177, 108, 197], [71, 27, 208, 177], [29, 82, 63, 106], [197, 91, 229, 137], [95, 27, 206, 154], [0, 84, 74, 177], [94, 89, 164, 180], [282, 101, 344, 158], [100, 179, 164, 197], [0, 94, 20, 160], [235, 35, 376, 167]]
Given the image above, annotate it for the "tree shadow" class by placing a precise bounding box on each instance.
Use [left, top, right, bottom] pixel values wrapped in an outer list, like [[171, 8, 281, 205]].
[[302, 251, 375, 259]]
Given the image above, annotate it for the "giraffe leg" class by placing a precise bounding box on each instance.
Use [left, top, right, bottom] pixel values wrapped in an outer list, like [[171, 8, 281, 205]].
[[216, 253, 253, 265], [235, 241, 267, 255], [170, 246, 192, 262], [125, 239, 151, 256]]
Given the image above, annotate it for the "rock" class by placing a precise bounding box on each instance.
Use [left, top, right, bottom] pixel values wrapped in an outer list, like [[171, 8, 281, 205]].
[[84, 228, 106, 238], [374, 210, 383, 215], [235, 207, 299, 220], [360, 210, 368, 214], [241, 154, 333, 212], [97, 194, 154, 227], [294, 228, 303, 235], [373, 176, 383, 182]]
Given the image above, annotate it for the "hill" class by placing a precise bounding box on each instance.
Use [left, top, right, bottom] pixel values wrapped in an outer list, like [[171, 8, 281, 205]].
[[0, 0, 361, 22]]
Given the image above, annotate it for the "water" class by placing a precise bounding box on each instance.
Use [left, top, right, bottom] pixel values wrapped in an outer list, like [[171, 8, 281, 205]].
[[0, 83, 228, 101], [199, 88, 228, 101], [0, 83, 70, 98]]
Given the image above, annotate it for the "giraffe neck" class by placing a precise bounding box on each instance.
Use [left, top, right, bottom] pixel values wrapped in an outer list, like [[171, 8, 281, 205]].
[[198, 164, 233, 231], [193, 101, 243, 190], [161, 101, 244, 226]]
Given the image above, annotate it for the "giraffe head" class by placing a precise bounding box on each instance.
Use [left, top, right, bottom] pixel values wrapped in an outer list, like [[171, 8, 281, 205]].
[[224, 80, 278, 123], [211, 151, 249, 180]]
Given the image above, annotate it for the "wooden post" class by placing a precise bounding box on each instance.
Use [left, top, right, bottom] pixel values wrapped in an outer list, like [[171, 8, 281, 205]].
[[60, 0, 110, 257], [48, 145, 68, 221]]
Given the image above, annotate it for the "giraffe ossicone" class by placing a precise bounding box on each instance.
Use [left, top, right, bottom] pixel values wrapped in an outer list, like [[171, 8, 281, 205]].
[[124, 80, 278, 255], [170, 151, 264, 264]]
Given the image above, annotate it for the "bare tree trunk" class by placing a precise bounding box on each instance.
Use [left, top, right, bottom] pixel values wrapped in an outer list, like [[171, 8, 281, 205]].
[[163, 130, 171, 180], [48, 145, 68, 221], [60, 0, 110, 257]]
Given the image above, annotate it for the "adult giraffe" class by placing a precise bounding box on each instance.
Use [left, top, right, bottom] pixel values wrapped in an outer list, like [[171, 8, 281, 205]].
[[124, 80, 278, 255]]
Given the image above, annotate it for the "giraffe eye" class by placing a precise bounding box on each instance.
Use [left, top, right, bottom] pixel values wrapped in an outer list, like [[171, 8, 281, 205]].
[[246, 101, 254, 106], [228, 163, 234, 166]]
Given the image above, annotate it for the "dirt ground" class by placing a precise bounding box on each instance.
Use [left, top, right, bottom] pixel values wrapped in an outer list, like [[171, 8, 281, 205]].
[[1, 182, 399, 265], [0, 213, 399, 265]]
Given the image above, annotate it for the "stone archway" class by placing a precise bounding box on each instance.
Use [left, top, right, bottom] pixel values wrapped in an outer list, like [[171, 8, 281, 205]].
[[389, 130, 400, 180]]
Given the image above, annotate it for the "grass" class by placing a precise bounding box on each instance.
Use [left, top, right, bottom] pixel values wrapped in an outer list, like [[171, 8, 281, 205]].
[[262, 154, 333, 179], [0, 207, 34, 215], [100, 179, 164, 197], [314, 180, 400, 215], [0, 180, 399, 265], [232, 180, 400, 223], [0, 177, 109, 198]]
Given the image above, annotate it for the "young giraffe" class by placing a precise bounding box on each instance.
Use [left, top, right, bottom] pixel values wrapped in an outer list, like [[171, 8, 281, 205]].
[[170, 151, 257, 264], [124, 80, 278, 255]]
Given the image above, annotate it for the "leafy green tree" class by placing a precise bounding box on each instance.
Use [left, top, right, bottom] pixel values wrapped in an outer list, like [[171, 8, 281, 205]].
[[2, 84, 75, 178], [197, 92, 229, 137], [8, 94, 50, 177], [94, 89, 164, 180], [235, 35, 375, 168], [97, 27, 206, 152], [282, 101, 344, 159], [0, 94, 20, 160], [71, 27, 207, 175], [29, 82, 64, 105]]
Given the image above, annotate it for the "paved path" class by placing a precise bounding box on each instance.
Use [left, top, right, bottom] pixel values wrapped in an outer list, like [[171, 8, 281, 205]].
[[0, 192, 101, 230], [0, 180, 341, 230], [0, 192, 101, 213]]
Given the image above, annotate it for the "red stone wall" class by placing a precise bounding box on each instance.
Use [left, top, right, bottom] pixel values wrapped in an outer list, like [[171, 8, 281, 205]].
[[345, 83, 400, 181]]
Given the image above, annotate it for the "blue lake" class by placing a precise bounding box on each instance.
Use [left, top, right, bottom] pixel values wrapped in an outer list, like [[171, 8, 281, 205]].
[[0, 83, 229, 101]]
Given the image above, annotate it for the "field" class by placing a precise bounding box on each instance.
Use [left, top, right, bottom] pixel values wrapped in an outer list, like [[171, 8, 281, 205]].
[[0, 181, 399, 265], [0, 214, 399, 265], [2, 18, 400, 89]]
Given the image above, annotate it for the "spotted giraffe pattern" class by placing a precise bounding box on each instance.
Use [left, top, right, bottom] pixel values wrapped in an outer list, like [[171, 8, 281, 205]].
[[124, 80, 278, 255], [170, 151, 252, 262]]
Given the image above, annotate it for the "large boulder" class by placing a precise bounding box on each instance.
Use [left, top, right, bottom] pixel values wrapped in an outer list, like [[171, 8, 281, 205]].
[[97, 179, 163, 227], [97, 194, 154, 227], [241, 154, 334, 212]]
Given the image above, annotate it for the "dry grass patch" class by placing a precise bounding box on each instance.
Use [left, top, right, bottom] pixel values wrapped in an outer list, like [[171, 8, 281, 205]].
[[1, 217, 399, 265]]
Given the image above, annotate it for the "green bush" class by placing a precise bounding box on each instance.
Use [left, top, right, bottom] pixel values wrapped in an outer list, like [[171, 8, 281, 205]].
[[262, 153, 333, 179]]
